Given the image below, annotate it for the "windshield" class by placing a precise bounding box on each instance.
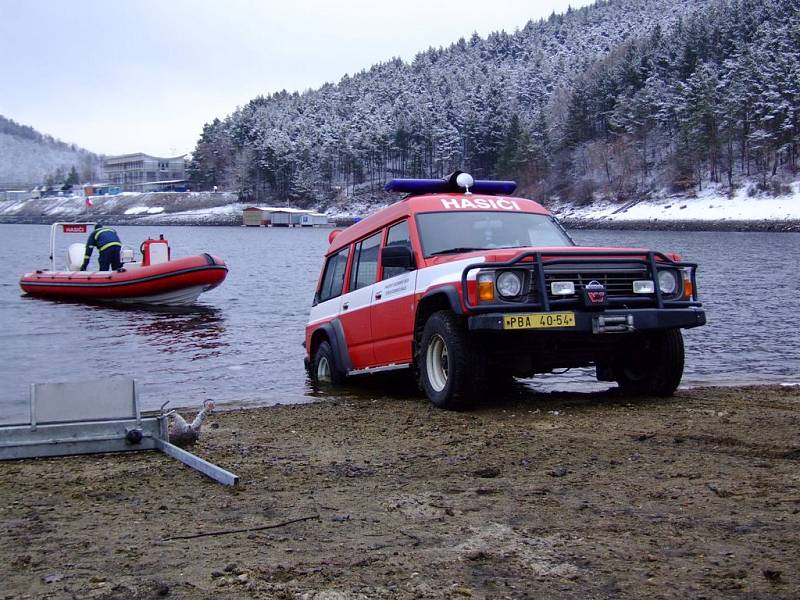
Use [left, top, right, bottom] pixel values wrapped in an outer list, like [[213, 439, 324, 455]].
[[416, 211, 574, 257]]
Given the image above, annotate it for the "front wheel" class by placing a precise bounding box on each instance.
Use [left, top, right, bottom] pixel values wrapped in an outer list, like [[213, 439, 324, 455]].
[[418, 311, 485, 410], [312, 340, 346, 386], [615, 329, 685, 397]]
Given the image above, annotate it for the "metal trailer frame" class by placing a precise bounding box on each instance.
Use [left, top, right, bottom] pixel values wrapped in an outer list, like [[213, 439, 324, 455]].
[[0, 377, 239, 487]]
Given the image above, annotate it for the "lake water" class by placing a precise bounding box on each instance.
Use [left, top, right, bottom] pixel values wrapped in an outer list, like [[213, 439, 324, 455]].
[[1, 224, 798, 423]]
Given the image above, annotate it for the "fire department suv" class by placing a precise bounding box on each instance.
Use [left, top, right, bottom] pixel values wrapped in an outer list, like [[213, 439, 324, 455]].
[[305, 172, 706, 410]]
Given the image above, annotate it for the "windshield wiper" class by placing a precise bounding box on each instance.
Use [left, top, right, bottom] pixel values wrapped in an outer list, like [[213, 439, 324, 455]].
[[429, 247, 483, 256]]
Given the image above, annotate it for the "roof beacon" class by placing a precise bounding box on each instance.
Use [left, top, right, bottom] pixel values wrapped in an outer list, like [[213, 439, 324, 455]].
[[384, 170, 517, 196], [456, 172, 474, 194]]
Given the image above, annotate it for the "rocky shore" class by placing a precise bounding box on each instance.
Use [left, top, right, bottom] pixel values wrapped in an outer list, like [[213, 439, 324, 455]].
[[4, 214, 800, 232], [0, 212, 243, 227], [2, 191, 800, 231], [561, 218, 800, 233], [1, 383, 798, 599]]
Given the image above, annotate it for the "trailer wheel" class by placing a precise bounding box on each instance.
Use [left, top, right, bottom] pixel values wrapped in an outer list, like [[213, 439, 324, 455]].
[[616, 329, 684, 397], [312, 340, 346, 386], [418, 311, 485, 410]]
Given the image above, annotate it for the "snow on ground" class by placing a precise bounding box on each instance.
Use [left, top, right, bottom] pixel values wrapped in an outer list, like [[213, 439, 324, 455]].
[[135, 202, 247, 223], [168, 203, 244, 216], [553, 181, 800, 222], [0, 191, 239, 221], [2, 184, 798, 226], [124, 206, 164, 215]]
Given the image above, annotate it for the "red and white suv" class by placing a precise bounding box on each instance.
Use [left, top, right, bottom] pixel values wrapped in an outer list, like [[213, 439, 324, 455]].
[[305, 172, 706, 409]]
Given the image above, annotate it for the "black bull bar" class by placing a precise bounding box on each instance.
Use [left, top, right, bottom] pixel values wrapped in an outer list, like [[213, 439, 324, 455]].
[[459, 250, 702, 313]]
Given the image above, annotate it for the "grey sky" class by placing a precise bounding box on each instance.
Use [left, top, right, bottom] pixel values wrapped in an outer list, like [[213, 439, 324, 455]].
[[0, 0, 593, 157]]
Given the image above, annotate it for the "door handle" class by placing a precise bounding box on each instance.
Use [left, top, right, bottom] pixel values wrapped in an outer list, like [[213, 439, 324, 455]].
[[374, 292, 382, 300], [342, 302, 349, 310]]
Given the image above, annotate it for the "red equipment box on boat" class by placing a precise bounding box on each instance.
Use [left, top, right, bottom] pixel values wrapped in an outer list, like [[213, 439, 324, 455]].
[[141, 237, 171, 266]]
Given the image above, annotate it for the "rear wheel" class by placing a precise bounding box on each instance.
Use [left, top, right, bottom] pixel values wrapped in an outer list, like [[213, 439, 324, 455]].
[[615, 329, 684, 397], [418, 311, 486, 410], [312, 340, 346, 386]]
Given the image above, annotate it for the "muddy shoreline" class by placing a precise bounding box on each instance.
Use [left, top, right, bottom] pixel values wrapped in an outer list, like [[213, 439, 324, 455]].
[[1, 383, 798, 599]]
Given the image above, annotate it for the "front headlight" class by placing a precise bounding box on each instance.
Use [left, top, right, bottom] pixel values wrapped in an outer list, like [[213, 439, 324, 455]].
[[658, 269, 679, 295], [496, 271, 523, 298]]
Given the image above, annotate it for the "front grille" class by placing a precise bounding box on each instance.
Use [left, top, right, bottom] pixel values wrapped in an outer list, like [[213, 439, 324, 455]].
[[463, 251, 699, 313], [542, 263, 651, 301]]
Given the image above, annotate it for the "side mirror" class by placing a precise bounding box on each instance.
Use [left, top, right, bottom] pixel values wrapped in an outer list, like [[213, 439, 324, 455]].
[[381, 244, 415, 270]]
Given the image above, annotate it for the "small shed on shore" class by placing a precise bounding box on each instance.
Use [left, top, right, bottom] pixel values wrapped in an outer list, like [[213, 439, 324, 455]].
[[242, 206, 291, 226], [2, 190, 30, 202], [300, 212, 330, 227], [242, 206, 270, 226], [242, 206, 329, 227]]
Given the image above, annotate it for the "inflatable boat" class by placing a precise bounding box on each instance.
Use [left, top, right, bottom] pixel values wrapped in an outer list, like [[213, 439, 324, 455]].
[[19, 223, 228, 306]]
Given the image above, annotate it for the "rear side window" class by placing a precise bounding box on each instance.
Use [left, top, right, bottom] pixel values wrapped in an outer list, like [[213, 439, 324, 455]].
[[382, 220, 413, 280], [318, 247, 350, 303], [350, 232, 382, 291]]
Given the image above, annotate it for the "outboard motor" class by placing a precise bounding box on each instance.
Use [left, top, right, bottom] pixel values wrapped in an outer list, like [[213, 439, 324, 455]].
[[141, 235, 170, 267], [66, 243, 85, 271]]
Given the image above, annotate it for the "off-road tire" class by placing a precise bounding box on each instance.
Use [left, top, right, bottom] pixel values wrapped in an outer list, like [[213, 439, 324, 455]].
[[418, 310, 487, 410], [312, 340, 346, 386], [615, 329, 684, 397]]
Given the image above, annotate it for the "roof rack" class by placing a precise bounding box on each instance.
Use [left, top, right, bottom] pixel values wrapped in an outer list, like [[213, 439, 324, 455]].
[[385, 171, 517, 196]]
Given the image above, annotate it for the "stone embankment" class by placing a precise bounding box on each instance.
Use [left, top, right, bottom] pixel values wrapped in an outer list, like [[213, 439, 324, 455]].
[[0, 191, 243, 225], [2, 191, 800, 231], [561, 218, 800, 233]]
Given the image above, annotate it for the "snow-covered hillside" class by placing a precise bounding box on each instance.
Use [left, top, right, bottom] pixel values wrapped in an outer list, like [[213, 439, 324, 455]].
[[188, 0, 716, 203], [187, 0, 798, 223], [0, 116, 101, 186], [551, 181, 800, 228]]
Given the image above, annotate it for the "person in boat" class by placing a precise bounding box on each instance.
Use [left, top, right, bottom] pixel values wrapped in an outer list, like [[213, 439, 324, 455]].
[[80, 224, 123, 271]]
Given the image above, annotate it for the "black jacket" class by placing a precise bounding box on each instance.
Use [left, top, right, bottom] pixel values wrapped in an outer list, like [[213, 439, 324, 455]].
[[82, 227, 122, 268]]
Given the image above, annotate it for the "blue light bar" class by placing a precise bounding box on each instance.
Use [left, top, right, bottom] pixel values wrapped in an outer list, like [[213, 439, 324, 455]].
[[470, 180, 517, 195], [385, 178, 517, 196], [385, 179, 451, 194]]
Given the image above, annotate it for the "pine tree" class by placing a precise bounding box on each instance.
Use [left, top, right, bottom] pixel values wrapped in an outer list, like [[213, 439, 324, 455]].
[[65, 165, 79, 186]]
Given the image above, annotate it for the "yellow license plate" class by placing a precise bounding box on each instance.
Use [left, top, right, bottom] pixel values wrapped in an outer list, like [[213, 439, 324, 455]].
[[503, 312, 576, 330]]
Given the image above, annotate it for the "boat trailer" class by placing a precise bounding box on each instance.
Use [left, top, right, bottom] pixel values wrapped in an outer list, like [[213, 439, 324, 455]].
[[0, 377, 239, 487]]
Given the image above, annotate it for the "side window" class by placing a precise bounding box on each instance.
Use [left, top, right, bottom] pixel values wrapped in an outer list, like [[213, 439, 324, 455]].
[[382, 220, 413, 281], [318, 247, 350, 303], [349, 232, 382, 291]]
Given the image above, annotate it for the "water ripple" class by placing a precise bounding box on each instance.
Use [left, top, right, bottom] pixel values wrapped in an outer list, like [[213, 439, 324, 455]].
[[1, 224, 798, 422]]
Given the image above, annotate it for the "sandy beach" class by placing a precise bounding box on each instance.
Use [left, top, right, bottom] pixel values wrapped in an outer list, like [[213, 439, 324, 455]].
[[1, 383, 798, 599]]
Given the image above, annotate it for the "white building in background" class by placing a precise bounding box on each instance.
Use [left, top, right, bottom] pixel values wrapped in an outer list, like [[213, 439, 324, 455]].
[[2, 190, 30, 202], [103, 153, 187, 192]]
